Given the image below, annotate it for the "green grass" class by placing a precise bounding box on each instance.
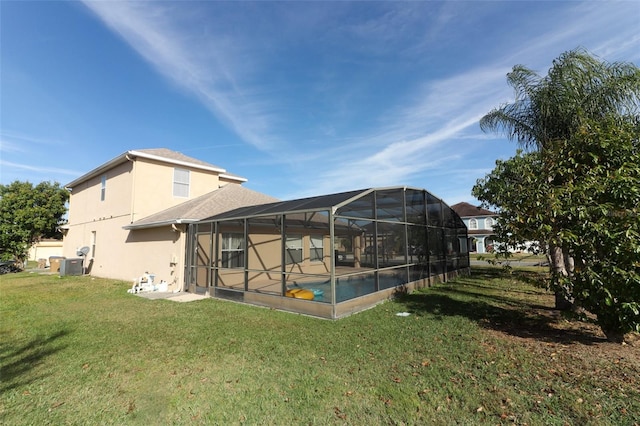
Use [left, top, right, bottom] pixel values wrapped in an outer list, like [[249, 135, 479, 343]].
[[1, 269, 638, 425], [470, 252, 547, 262]]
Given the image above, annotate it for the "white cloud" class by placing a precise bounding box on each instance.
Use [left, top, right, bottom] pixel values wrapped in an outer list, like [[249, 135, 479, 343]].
[[0, 160, 81, 177], [79, 0, 639, 201], [81, 1, 280, 150]]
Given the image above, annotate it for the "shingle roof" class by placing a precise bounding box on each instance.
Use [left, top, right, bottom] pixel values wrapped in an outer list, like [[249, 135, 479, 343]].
[[124, 184, 278, 230], [134, 148, 226, 171], [451, 202, 497, 218]]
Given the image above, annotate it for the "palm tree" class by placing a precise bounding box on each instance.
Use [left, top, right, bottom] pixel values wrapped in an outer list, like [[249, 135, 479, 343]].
[[481, 49, 640, 148], [479, 48, 640, 309]]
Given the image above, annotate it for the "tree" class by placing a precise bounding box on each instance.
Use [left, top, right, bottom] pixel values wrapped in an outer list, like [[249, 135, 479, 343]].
[[554, 117, 640, 341], [478, 48, 640, 310], [474, 117, 640, 340], [475, 49, 640, 340], [0, 181, 69, 263]]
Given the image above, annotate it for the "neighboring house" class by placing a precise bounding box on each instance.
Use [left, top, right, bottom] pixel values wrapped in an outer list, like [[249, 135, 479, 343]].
[[28, 239, 64, 266], [451, 202, 498, 254], [62, 148, 276, 289]]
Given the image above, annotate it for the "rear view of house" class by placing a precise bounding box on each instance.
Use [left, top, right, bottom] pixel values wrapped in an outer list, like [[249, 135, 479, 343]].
[[64, 149, 469, 318]]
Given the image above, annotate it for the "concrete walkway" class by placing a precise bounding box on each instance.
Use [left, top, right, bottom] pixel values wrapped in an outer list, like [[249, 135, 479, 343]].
[[135, 291, 210, 302]]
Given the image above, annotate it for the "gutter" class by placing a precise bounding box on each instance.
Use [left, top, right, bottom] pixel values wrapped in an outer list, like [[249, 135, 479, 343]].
[[123, 218, 199, 231]]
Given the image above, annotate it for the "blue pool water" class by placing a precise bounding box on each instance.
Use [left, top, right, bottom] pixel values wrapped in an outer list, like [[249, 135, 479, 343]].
[[292, 274, 406, 303]]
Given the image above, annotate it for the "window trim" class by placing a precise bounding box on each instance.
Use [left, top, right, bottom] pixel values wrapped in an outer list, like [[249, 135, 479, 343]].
[[221, 233, 244, 268], [485, 217, 494, 229], [100, 175, 106, 201], [173, 168, 190, 198], [468, 218, 478, 230], [310, 235, 324, 262], [285, 235, 303, 265]]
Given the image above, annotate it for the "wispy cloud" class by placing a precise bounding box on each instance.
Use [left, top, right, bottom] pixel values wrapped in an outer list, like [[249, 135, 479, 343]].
[[1, 130, 67, 150], [81, 1, 281, 151], [80, 0, 638, 202], [0, 160, 81, 177]]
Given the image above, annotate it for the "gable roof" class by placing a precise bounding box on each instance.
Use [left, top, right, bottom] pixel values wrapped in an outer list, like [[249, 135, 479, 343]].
[[451, 202, 497, 218], [123, 184, 278, 230], [65, 148, 246, 189]]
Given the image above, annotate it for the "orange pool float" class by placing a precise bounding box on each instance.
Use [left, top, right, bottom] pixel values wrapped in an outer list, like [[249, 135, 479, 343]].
[[285, 288, 315, 300]]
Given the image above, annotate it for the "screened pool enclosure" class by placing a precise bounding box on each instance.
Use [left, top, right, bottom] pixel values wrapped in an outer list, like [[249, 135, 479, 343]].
[[186, 187, 469, 319]]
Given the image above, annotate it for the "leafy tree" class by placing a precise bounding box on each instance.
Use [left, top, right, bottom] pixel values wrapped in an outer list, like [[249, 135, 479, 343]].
[[472, 150, 548, 253], [0, 181, 69, 263], [475, 49, 640, 339], [478, 48, 640, 310], [554, 118, 640, 341]]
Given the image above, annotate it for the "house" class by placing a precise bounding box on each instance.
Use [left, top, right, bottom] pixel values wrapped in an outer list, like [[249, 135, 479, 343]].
[[62, 148, 276, 289], [64, 149, 469, 318], [451, 202, 498, 254]]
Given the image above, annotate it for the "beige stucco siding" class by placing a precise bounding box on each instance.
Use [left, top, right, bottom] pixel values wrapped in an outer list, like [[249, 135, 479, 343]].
[[63, 214, 185, 290], [214, 232, 332, 292], [67, 161, 134, 226], [131, 158, 221, 222]]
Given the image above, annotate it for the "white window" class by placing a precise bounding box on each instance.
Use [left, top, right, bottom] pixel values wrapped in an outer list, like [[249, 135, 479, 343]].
[[310, 236, 323, 262], [469, 218, 478, 230], [100, 175, 106, 201], [221, 233, 244, 268], [286, 235, 303, 264], [485, 217, 494, 229], [173, 168, 190, 198], [91, 231, 97, 258]]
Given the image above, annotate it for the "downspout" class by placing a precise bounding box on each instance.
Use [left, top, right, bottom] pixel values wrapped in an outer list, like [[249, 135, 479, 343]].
[[126, 154, 136, 223]]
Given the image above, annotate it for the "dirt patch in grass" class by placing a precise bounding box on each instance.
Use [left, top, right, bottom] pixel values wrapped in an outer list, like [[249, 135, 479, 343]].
[[462, 269, 640, 409]]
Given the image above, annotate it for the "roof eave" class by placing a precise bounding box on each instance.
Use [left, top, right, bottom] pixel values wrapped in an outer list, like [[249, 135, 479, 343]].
[[65, 150, 246, 189], [219, 173, 247, 183], [128, 150, 228, 174], [65, 151, 130, 189]]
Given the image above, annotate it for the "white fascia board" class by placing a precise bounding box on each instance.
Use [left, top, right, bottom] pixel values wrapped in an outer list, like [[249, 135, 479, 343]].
[[219, 173, 248, 183], [128, 150, 227, 174], [65, 152, 130, 189]]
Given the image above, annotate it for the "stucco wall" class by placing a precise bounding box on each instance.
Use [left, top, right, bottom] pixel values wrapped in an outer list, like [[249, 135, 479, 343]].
[[212, 232, 332, 291], [132, 158, 221, 221], [63, 214, 185, 290], [67, 161, 134, 227]]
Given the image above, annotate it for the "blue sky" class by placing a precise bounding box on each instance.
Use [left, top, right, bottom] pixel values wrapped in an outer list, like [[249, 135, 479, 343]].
[[2, 1, 639, 204]]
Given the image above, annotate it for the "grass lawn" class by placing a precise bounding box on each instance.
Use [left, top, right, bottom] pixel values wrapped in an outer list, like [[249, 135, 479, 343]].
[[1, 267, 638, 425]]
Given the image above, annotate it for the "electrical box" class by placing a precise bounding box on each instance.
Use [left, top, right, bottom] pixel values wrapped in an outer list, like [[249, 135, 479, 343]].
[[60, 258, 83, 276]]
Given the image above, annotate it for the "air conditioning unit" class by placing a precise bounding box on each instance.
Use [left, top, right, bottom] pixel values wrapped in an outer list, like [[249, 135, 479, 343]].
[[60, 258, 83, 276]]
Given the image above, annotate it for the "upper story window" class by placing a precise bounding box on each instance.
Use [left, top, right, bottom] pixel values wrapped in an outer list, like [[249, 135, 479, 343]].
[[485, 217, 494, 229], [468, 218, 478, 230], [100, 175, 106, 201], [173, 168, 190, 198]]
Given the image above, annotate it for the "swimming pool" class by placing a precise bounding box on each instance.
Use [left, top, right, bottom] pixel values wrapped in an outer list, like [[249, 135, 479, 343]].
[[291, 273, 407, 303]]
